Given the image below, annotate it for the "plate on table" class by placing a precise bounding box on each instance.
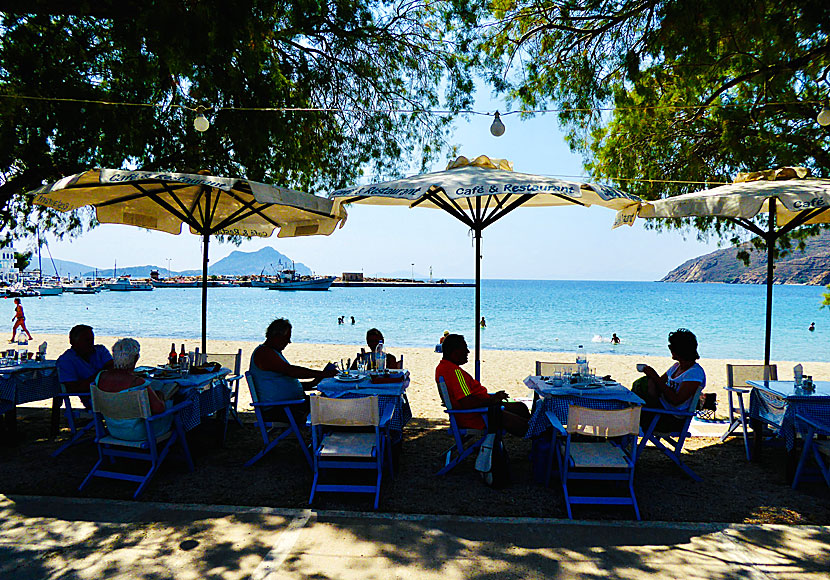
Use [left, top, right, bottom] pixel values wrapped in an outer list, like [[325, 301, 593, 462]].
[[334, 374, 362, 382], [571, 383, 603, 390]]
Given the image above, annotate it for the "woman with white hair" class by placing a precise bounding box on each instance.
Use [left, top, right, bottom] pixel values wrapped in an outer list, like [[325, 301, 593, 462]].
[[95, 338, 171, 440]]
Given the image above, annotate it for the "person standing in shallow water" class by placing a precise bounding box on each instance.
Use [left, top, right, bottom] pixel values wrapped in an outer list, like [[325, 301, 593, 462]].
[[809, 322, 815, 332], [10, 298, 33, 342]]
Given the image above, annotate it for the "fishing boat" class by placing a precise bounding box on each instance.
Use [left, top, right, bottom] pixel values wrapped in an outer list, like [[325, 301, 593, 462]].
[[104, 276, 154, 291], [65, 284, 101, 294]]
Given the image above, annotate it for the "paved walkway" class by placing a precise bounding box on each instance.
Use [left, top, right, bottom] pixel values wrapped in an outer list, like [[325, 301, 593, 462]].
[[1, 494, 828, 579]]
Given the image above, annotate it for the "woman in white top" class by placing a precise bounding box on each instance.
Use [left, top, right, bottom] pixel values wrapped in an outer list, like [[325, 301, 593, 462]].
[[634, 328, 706, 431]]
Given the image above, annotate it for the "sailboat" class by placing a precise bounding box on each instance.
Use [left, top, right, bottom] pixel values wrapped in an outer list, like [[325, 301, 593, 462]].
[[30, 231, 63, 296]]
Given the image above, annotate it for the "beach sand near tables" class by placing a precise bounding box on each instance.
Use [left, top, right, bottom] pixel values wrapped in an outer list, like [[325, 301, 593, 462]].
[[27, 333, 830, 420]]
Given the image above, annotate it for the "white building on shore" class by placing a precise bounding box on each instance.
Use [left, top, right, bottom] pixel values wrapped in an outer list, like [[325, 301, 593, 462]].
[[0, 247, 19, 283]]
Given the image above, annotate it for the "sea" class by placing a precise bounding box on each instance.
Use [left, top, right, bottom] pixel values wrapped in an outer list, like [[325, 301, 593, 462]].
[[17, 280, 830, 362]]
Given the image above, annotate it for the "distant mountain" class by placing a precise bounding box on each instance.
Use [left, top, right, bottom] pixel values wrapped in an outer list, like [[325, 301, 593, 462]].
[[30, 246, 315, 278], [661, 231, 830, 285], [177, 247, 313, 276]]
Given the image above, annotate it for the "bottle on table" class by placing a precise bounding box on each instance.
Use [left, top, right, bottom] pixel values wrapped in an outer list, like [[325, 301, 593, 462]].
[[576, 345, 587, 378], [375, 341, 386, 373], [168, 342, 178, 368], [178, 344, 187, 365], [16, 329, 28, 362]]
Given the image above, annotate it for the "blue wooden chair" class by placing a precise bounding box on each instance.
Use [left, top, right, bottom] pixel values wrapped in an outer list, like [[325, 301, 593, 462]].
[[637, 386, 704, 481], [244, 371, 312, 468], [792, 413, 830, 489], [308, 394, 394, 510], [51, 384, 95, 457], [721, 364, 777, 460], [435, 377, 490, 475], [546, 405, 642, 520], [201, 350, 244, 431], [79, 384, 194, 498]]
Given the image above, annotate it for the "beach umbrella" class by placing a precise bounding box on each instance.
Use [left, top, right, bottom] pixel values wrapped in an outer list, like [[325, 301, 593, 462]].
[[621, 167, 830, 365], [31, 169, 347, 351], [331, 155, 641, 379]]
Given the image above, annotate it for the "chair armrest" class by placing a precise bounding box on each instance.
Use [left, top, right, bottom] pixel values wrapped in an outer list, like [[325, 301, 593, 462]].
[[642, 406, 695, 418], [252, 399, 306, 408], [379, 404, 395, 427], [445, 407, 488, 415], [147, 399, 194, 421], [225, 374, 242, 383], [544, 411, 567, 437], [724, 385, 750, 394], [795, 413, 830, 435]]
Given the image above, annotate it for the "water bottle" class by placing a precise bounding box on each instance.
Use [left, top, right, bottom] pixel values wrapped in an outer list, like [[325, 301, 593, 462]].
[[576, 345, 587, 378], [375, 341, 386, 373], [17, 330, 28, 362]]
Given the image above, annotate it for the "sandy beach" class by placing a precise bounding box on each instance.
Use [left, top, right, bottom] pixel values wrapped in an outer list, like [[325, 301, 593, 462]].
[[29, 333, 830, 420]]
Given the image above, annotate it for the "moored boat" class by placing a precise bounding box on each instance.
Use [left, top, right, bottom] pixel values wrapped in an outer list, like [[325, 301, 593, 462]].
[[104, 277, 154, 291]]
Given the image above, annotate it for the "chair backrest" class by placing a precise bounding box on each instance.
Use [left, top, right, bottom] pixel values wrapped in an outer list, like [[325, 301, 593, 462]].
[[90, 384, 151, 419], [202, 349, 242, 374], [436, 377, 453, 410], [245, 371, 260, 404], [726, 364, 777, 388], [536, 361, 579, 376], [567, 405, 641, 437], [310, 395, 379, 427]]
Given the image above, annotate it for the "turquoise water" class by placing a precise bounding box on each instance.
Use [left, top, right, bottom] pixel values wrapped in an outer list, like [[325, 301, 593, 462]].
[[15, 280, 830, 362]]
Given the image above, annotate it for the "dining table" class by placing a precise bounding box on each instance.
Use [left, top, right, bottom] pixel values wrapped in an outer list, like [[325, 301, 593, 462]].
[[136, 366, 231, 432], [0, 359, 61, 438], [316, 370, 412, 443], [747, 379, 830, 453], [524, 375, 645, 437]]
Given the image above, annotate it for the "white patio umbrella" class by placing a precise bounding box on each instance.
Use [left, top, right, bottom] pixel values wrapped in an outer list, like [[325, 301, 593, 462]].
[[31, 169, 347, 351], [331, 155, 641, 379], [620, 167, 830, 365]]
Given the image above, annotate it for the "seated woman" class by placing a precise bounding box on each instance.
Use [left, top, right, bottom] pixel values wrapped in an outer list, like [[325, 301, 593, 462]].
[[352, 328, 399, 369], [95, 338, 172, 441], [250, 318, 337, 421], [633, 328, 706, 432]]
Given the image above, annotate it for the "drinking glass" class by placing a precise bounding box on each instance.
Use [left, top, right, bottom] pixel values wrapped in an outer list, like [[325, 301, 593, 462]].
[[553, 370, 563, 386], [357, 358, 367, 374]]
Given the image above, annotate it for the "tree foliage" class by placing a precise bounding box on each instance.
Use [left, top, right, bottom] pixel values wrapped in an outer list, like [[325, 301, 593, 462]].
[[470, 0, 830, 248], [0, 2, 474, 240]]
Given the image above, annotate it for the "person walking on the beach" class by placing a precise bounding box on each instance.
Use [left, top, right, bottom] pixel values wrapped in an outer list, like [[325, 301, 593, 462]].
[[10, 298, 33, 342]]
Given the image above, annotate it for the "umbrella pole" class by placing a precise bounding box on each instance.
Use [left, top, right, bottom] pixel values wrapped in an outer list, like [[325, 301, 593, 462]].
[[474, 225, 481, 381], [202, 231, 209, 354], [764, 200, 776, 366]]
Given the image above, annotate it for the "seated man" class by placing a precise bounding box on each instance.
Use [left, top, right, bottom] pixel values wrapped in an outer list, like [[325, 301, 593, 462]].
[[57, 325, 114, 404], [435, 334, 529, 436], [353, 328, 398, 370], [250, 318, 337, 421]]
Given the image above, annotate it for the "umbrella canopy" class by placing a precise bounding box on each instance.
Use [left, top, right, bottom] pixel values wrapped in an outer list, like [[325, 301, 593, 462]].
[[32, 169, 347, 351], [332, 155, 641, 379], [620, 167, 830, 365]]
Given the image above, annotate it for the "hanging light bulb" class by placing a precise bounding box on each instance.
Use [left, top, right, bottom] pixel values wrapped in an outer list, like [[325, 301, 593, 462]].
[[490, 111, 505, 137], [818, 102, 830, 127], [193, 106, 210, 132]]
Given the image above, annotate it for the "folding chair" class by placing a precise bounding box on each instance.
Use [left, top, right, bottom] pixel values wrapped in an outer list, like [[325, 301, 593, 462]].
[[720, 364, 777, 460], [792, 413, 830, 490], [536, 361, 579, 376], [546, 405, 642, 520], [435, 377, 490, 475], [308, 395, 394, 510], [79, 385, 194, 498], [51, 384, 95, 457], [637, 386, 704, 481], [244, 371, 312, 468], [201, 349, 244, 433]]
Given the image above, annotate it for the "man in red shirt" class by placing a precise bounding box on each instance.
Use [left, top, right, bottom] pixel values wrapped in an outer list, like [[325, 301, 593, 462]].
[[435, 334, 530, 436]]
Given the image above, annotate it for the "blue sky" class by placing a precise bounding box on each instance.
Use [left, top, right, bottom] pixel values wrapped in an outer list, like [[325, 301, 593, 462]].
[[29, 93, 726, 281]]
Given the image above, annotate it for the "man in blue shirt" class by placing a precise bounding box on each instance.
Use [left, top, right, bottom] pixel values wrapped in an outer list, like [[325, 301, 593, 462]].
[[57, 325, 114, 398]]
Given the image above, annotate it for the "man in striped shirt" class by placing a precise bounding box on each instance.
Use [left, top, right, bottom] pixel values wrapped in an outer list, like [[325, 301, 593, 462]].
[[435, 334, 529, 436]]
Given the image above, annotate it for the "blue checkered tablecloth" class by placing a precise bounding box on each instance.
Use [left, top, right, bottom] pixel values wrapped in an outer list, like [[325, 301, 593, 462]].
[[143, 368, 231, 432], [749, 380, 830, 450], [317, 374, 412, 439], [0, 361, 60, 406], [524, 376, 645, 438]]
